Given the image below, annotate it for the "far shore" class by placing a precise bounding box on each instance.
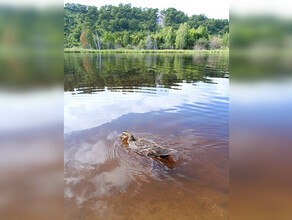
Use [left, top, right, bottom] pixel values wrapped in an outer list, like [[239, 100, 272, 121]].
[[64, 48, 229, 54]]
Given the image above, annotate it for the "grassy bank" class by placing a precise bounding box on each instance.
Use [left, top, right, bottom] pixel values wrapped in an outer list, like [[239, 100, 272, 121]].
[[64, 48, 229, 54]]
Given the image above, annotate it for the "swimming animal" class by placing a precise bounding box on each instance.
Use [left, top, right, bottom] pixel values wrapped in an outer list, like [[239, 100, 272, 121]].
[[121, 131, 175, 159]]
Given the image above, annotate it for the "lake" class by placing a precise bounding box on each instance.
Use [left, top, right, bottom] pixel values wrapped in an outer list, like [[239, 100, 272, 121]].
[[64, 52, 229, 219]]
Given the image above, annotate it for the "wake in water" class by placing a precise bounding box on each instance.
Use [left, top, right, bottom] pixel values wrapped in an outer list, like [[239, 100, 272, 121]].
[[64, 130, 228, 220], [119, 131, 177, 170], [64, 132, 181, 206]]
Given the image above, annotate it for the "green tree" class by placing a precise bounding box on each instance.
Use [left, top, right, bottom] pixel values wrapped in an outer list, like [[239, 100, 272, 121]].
[[102, 32, 115, 49], [161, 27, 175, 49], [138, 39, 145, 49], [175, 23, 189, 49], [64, 3, 229, 50], [196, 25, 209, 39], [122, 32, 130, 47], [222, 32, 229, 47], [163, 8, 188, 29], [187, 28, 200, 48], [131, 32, 146, 46]]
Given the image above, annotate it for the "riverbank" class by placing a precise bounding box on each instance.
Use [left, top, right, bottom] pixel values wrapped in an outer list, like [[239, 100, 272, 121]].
[[64, 48, 229, 54]]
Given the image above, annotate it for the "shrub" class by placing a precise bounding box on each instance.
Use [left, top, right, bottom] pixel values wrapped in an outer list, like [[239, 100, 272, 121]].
[[209, 36, 221, 49], [115, 43, 122, 49], [194, 38, 209, 50]]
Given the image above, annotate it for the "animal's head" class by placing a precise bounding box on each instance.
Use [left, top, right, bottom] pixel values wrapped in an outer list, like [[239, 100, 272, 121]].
[[121, 131, 135, 142]]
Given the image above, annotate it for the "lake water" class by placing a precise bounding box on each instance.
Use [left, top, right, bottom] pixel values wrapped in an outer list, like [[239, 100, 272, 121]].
[[64, 52, 229, 219]]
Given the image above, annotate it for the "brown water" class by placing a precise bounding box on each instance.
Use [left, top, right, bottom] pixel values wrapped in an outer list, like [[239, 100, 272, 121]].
[[64, 53, 229, 219]]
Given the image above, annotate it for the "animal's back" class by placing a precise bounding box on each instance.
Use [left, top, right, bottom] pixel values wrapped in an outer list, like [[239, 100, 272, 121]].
[[129, 138, 172, 158]]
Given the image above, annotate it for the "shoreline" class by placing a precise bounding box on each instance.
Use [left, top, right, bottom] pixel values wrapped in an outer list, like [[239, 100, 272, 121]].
[[64, 48, 229, 54]]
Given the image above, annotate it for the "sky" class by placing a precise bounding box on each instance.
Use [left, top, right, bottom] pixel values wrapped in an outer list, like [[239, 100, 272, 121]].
[[64, 0, 229, 19]]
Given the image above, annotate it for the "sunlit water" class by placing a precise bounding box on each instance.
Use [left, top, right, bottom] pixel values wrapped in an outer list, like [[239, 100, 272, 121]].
[[64, 53, 229, 219]]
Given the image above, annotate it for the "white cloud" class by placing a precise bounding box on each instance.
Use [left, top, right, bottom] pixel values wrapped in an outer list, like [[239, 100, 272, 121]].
[[64, 78, 229, 133]]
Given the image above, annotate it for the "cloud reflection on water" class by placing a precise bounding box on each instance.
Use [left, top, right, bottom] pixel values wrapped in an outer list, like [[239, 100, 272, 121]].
[[65, 78, 228, 134]]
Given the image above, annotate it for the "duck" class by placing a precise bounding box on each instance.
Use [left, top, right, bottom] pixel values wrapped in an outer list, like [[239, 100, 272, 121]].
[[121, 131, 175, 159]]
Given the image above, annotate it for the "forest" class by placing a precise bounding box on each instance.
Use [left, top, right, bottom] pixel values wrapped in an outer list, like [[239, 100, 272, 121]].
[[64, 3, 229, 50]]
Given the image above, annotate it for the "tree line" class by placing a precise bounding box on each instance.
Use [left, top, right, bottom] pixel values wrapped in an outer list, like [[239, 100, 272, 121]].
[[64, 3, 229, 50]]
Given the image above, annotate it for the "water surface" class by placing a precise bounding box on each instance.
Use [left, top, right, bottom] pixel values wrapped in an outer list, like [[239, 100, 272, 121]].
[[64, 53, 229, 219]]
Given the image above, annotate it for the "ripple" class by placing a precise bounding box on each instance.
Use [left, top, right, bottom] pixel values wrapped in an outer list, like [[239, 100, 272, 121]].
[[64, 79, 229, 134], [64, 53, 229, 219]]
